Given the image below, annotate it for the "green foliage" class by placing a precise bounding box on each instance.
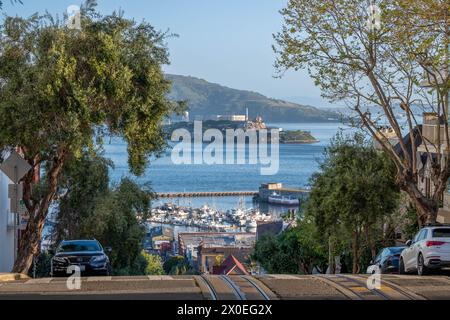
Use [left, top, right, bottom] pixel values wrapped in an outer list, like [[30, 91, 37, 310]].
[[304, 132, 400, 273], [141, 251, 165, 275], [1, 1, 180, 272], [163, 255, 195, 275], [54, 152, 156, 275], [79, 178, 151, 275], [401, 205, 420, 241], [253, 219, 327, 274], [274, 0, 449, 225], [0, 0, 22, 10], [280, 130, 317, 143], [54, 151, 112, 243], [29, 252, 52, 278], [0, 2, 177, 175]]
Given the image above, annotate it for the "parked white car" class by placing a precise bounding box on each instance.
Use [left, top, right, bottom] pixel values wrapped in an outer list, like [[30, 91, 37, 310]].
[[400, 225, 450, 275]]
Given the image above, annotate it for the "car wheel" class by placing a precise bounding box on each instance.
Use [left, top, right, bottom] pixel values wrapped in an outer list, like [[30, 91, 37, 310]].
[[417, 254, 429, 276], [399, 258, 406, 275]]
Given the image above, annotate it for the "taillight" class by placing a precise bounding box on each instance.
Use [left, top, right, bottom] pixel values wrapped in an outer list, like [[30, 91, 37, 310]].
[[426, 241, 445, 247]]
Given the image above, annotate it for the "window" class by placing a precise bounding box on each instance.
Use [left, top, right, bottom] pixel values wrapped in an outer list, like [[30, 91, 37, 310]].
[[413, 231, 422, 243], [374, 251, 382, 263], [388, 247, 405, 255], [432, 228, 450, 238], [58, 241, 101, 252], [419, 229, 428, 241]]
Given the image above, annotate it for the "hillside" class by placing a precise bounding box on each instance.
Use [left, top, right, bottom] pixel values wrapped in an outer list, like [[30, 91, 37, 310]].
[[166, 74, 339, 123]]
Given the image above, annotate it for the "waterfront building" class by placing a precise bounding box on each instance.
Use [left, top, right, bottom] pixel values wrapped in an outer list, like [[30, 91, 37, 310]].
[[216, 115, 246, 122], [258, 183, 309, 203]]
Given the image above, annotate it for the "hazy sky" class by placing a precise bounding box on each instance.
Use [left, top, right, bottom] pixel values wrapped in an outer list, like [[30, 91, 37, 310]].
[[2, 0, 333, 107]]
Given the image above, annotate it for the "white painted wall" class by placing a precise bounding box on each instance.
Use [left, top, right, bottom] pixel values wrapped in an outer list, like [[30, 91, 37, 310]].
[[0, 171, 14, 272]]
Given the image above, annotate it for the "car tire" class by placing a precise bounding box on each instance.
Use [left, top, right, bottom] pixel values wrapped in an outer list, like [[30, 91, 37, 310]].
[[417, 254, 429, 276], [399, 258, 406, 275]]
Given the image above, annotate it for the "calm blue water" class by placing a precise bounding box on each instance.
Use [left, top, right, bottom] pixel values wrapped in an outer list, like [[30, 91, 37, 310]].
[[104, 122, 352, 211]]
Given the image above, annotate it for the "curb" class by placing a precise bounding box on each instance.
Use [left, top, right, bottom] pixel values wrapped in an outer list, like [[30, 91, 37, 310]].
[[0, 273, 30, 282]]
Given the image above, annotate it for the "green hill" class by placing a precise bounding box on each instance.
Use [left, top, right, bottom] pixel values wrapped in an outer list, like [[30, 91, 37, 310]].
[[166, 74, 339, 123]]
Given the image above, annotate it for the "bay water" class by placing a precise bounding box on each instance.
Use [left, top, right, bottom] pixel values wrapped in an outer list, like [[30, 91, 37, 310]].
[[104, 122, 352, 211]]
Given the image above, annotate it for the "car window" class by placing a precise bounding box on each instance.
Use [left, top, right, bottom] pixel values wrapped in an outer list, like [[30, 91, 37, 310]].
[[380, 249, 389, 259], [374, 251, 382, 263], [432, 228, 450, 238], [388, 247, 405, 255], [413, 230, 422, 243], [420, 229, 428, 241], [58, 241, 101, 252]]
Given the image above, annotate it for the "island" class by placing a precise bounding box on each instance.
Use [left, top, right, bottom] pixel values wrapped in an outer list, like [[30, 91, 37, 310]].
[[279, 130, 319, 144], [164, 118, 319, 144]]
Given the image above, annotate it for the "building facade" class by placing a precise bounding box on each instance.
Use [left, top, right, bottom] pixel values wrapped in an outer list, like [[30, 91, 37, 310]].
[[0, 171, 15, 272]]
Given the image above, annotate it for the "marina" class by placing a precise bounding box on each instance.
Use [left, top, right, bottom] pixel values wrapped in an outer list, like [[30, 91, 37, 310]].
[[147, 202, 280, 233]]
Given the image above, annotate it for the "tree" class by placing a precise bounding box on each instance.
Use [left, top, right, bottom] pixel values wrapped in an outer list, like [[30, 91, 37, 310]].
[[79, 178, 153, 274], [253, 219, 327, 274], [52, 151, 159, 275], [163, 256, 195, 275], [274, 0, 449, 225], [54, 151, 112, 243], [0, 0, 22, 10], [304, 133, 399, 273], [0, 0, 180, 273], [141, 251, 165, 275]]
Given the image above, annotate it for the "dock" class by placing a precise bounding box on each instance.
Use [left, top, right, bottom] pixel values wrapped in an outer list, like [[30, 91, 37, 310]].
[[156, 191, 258, 198]]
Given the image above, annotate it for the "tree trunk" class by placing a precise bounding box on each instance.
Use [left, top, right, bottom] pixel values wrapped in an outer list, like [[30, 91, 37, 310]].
[[12, 151, 67, 274], [352, 230, 360, 274], [399, 178, 439, 226]]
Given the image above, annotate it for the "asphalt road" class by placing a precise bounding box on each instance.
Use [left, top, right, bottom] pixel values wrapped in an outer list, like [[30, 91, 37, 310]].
[[1, 274, 450, 300]]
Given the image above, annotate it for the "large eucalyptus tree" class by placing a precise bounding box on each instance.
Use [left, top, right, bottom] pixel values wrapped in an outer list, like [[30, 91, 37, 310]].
[[0, 0, 180, 273]]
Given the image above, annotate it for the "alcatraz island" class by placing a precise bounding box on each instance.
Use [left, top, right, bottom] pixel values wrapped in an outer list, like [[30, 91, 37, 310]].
[[164, 115, 319, 144]]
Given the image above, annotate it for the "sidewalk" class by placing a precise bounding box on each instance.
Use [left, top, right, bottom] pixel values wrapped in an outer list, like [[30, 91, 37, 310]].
[[0, 273, 29, 282]]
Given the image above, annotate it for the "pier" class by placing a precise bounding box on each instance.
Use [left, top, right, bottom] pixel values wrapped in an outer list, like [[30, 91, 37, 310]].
[[156, 191, 258, 198]]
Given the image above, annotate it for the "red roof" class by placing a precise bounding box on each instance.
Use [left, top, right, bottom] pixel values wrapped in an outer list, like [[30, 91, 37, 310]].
[[213, 254, 249, 275]]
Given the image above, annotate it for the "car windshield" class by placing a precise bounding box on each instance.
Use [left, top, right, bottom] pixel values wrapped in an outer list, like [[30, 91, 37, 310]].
[[388, 247, 405, 254], [58, 241, 101, 252], [432, 228, 450, 238]]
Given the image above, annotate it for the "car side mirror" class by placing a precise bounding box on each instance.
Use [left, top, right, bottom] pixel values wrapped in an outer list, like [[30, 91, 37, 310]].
[[105, 246, 112, 253], [405, 240, 412, 247]]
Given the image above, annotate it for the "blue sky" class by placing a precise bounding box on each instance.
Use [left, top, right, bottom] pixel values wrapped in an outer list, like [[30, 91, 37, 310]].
[[2, 0, 332, 107]]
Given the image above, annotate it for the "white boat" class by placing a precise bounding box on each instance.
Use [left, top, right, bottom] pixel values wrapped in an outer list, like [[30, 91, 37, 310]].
[[247, 220, 258, 229], [268, 193, 299, 206]]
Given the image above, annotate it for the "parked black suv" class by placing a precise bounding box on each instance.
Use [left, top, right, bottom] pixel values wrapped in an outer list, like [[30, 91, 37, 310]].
[[51, 240, 112, 277]]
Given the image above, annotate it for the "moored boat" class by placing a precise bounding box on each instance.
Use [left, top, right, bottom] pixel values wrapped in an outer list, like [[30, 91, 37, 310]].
[[268, 193, 299, 206]]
